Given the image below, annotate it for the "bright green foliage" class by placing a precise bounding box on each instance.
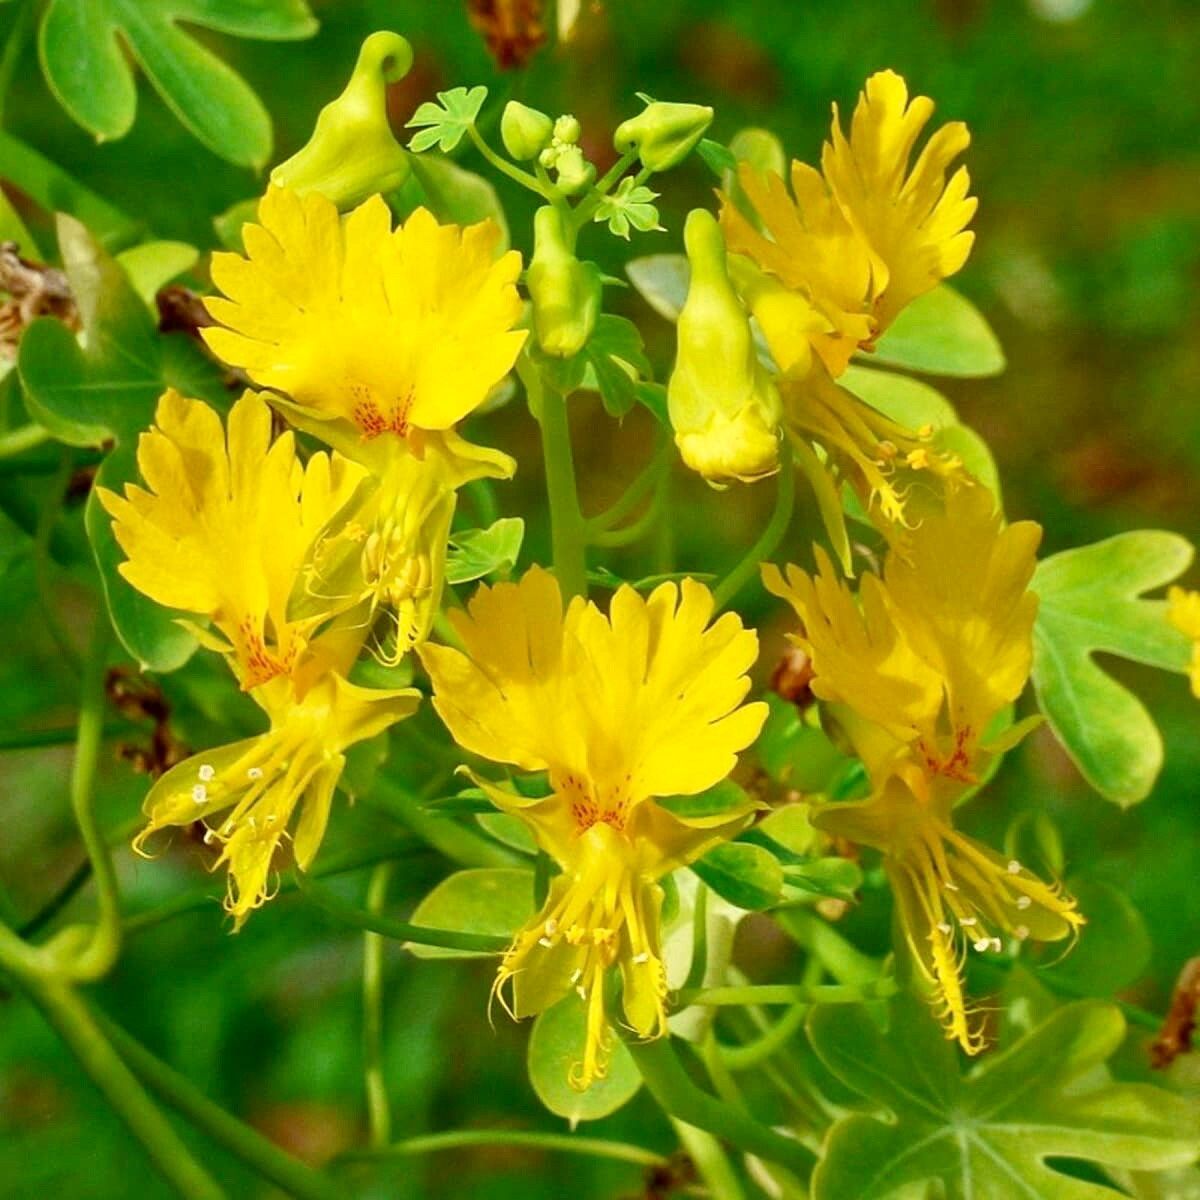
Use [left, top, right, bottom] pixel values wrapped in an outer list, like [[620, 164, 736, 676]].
[[406, 868, 536, 960], [445, 518, 525, 585], [593, 179, 663, 240], [406, 85, 488, 153], [1032, 531, 1193, 805], [869, 284, 1006, 377], [811, 996, 1200, 1200], [38, 0, 317, 166], [527, 995, 642, 1122], [693, 842, 783, 910], [18, 216, 225, 670], [582, 315, 653, 417], [626, 252, 690, 321]]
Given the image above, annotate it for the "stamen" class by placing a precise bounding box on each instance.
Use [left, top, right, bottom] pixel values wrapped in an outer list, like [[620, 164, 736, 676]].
[[1016, 895, 1032, 910], [248, 766, 264, 780], [973, 937, 990, 952], [538, 937, 553, 948], [944, 881, 959, 891], [570, 969, 583, 984], [192, 784, 208, 805], [1007, 859, 1021, 874], [960, 916, 977, 927], [198, 763, 215, 782], [1014, 925, 1030, 940], [989, 937, 1002, 952], [545, 919, 558, 936], [633, 952, 649, 964], [936, 922, 952, 934]]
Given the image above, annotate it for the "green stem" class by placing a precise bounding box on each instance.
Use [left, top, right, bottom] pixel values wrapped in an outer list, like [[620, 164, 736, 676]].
[[682, 883, 710, 993], [523, 361, 587, 599], [588, 478, 666, 549], [363, 863, 393, 1150], [585, 435, 669, 533], [50, 617, 121, 981], [370, 777, 520, 868], [627, 1037, 816, 1177], [8, 964, 227, 1200], [95, 1012, 342, 1200], [711, 440, 795, 612], [720, 1003, 808, 1072], [0, 422, 50, 458], [570, 148, 639, 230], [0, 721, 134, 752], [295, 868, 510, 954], [341, 1129, 665, 1169], [671, 1120, 747, 1200], [467, 126, 553, 199], [0, 0, 35, 128], [675, 979, 897, 1007]]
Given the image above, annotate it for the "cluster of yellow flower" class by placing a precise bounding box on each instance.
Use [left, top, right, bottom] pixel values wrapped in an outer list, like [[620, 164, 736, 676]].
[[101, 66, 1120, 1085]]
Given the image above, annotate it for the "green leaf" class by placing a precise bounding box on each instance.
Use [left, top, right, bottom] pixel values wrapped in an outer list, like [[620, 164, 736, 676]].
[[527, 993, 641, 1123], [841, 364, 1001, 496], [692, 842, 783, 911], [626, 253, 688, 322], [582, 314, 652, 418], [475, 812, 537, 856], [811, 995, 1200, 1200], [405, 86, 488, 153], [696, 137, 738, 177], [38, 0, 317, 167], [593, 178, 663, 240], [445, 518, 524, 585], [869, 284, 1005, 378], [657, 779, 752, 821], [0, 187, 35, 249], [1032, 531, 1194, 805], [18, 215, 226, 670], [115, 240, 199, 307], [406, 867, 535, 960], [757, 695, 856, 792], [399, 151, 510, 249]]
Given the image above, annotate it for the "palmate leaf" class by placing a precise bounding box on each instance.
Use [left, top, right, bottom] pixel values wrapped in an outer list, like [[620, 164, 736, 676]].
[[38, 0, 317, 167], [811, 995, 1199, 1200], [18, 215, 226, 671], [406, 86, 488, 153], [1031, 532, 1193, 806], [445, 517, 524, 585]]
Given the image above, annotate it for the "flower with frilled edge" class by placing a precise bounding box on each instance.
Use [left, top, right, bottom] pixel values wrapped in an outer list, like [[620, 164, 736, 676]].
[[720, 69, 975, 379], [202, 186, 526, 464], [763, 486, 1082, 1051], [135, 671, 419, 928], [1167, 587, 1200, 698], [418, 568, 768, 1089], [98, 390, 364, 690]]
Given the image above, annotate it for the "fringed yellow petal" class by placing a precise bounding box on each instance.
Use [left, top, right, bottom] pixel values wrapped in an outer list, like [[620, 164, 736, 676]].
[[1168, 586, 1200, 698], [202, 187, 526, 446]]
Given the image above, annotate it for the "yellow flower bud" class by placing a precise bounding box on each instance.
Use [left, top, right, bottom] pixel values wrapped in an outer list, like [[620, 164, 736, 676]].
[[527, 206, 602, 358], [668, 209, 782, 484], [501, 101, 554, 161], [552, 144, 595, 195], [270, 31, 413, 209], [553, 113, 583, 144], [614, 101, 713, 173]]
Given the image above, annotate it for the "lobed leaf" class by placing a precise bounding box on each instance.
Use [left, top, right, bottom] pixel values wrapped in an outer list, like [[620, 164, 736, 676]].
[[445, 518, 525, 585], [1031, 531, 1194, 805]]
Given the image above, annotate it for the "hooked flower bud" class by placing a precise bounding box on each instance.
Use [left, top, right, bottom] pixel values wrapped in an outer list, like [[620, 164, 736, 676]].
[[501, 101, 554, 161], [526, 206, 602, 358], [614, 100, 713, 173], [271, 31, 413, 209], [668, 209, 782, 484]]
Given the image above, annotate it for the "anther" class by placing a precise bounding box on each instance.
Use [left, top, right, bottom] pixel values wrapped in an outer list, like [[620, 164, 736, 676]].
[[633, 952, 649, 964], [570, 969, 583, 984], [248, 766, 264, 780], [191, 784, 207, 805], [538, 937, 553, 948], [198, 763, 215, 782], [545, 919, 558, 936], [936, 922, 952, 934], [960, 916, 977, 927], [1016, 895, 1032, 910], [989, 937, 1002, 952], [973, 937, 990, 952], [1014, 925, 1030, 940], [943, 881, 959, 891], [1007, 859, 1021, 874]]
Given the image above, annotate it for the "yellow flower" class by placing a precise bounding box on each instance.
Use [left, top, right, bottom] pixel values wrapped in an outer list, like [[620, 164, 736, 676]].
[[764, 486, 1082, 1051], [418, 568, 768, 1088], [1167, 586, 1200, 697], [720, 69, 975, 379], [135, 672, 419, 928], [202, 187, 526, 458], [98, 390, 363, 690]]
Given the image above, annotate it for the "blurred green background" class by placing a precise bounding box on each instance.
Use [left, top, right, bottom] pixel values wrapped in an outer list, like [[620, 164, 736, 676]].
[[1, 1, 1198, 1196]]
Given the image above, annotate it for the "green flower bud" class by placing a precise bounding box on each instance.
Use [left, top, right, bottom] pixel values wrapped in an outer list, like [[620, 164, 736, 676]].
[[614, 101, 714, 173], [527, 206, 602, 358], [501, 101, 554, 161], [668, 209, 781, 484], [552, 144, 595, 196], [271, 32, 413, 209], [553, 113, 582, 145]]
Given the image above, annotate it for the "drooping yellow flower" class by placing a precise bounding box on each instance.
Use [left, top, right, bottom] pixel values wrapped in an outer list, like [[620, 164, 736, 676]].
[[98, 390, 363, 690], [764, 486, 1082, 1051], [1167, 586, 1200, 697], [419, 568, 768, 1088], [202, 187, 526, 458], [720, 69, 975, 379], [135, 671, 419, 928]]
